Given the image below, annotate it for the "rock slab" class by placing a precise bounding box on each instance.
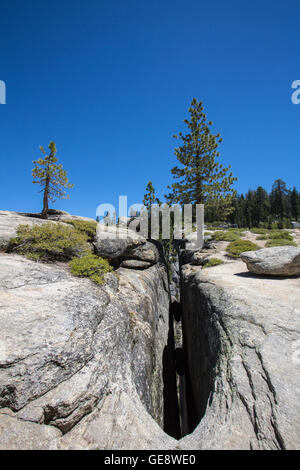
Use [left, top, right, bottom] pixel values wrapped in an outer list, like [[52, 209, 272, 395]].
[[241, 246, 300, 276], [179, 259, 300, 450], [0, 253, 175, 450]]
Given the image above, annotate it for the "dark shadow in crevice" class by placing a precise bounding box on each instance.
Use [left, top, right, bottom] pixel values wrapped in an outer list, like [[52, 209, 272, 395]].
[[180, 290, 221, 436], [170, 301, 182, 322], [162, 304, 181, 439]]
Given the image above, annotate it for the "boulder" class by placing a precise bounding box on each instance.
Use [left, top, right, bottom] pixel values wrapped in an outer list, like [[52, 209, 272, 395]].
[[94, 225, 159, 265], [124, 241, 159, 264], [180, 249, 209, 266], [241, 246, 300, 276], [94, 224, 146, 259]]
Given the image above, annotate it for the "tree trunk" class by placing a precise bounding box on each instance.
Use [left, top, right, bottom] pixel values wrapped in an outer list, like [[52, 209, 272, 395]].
[[41, 178, 50, 219]]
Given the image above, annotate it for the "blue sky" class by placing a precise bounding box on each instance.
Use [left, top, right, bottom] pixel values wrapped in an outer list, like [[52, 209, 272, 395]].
[[0, 0, 299, 218]]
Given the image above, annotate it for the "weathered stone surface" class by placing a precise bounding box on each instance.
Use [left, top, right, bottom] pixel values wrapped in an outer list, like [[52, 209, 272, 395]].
[[180, 249, 209, 266], [169, 260, 180, 301], [120, 259, 151, 269], [48, 210, 96, 223], [58, 389, 176, 450], [0, 252, 175, 449], [0, 412, 61, 450], [178, 259, 300, 450], [2, 208, 299, 450], [241, 246, 300, 276]]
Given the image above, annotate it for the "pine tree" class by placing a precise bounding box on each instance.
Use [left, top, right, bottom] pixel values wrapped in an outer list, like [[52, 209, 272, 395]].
[[244, 190, 255, 228], [291, 187, 300, 221], [253, 186, 269, 226], [270, 179, 288, 222], [165, 98, 237, 220], [143, 181, 160, 211], [32, 141, 74, 219]]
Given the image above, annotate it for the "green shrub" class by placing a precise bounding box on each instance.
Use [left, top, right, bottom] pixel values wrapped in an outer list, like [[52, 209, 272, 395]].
[[203, 258, 225, 268], [64, 219, 97, 242], [265, 239, 297, 248], [211, 221, 225, 227], [211, 231, 241, 242], [250, 228, 269, 234], [256, 235, 269, 240], [227, 239, 259, 258], [69, 253, 113, 284], [9, 223, 90, 262], [270, 219, 292, 229], [267, 231, 293, 240]]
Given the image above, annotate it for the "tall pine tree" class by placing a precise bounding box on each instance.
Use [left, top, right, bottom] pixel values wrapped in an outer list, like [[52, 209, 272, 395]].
[[291, 187, 300, 221], [165, 98, 237, 221], [270, 179, 288, 223], [143, 181, 160, 211]]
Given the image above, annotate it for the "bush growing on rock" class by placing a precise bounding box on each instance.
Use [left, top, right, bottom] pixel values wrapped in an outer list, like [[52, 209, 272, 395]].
[[9, 223, 90, 261], [64, 219, 97, 242], [250, 228, 269, 234], [211, 231, 241, 242], [267, 231, 293, 240], [265, 239, 297, 248], [228, 228, 246, 235], [69, 253, 113, 284], [256, 234, 269, 240], [202, 258, 225, 268], [227, 239, 259, 258]]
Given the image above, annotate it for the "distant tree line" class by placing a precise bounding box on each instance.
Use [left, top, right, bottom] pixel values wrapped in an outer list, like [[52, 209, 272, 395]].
[[205, 179, 300, 229]]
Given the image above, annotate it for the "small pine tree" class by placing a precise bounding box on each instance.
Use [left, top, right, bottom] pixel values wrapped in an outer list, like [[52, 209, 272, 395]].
[[32, 141, 74, 219], [143, 181, 160, 211], [166, 98, 237, 221]]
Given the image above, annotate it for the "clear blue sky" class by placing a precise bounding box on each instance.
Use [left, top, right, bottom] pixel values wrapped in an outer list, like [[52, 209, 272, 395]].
[[0, 0, 299, 218]]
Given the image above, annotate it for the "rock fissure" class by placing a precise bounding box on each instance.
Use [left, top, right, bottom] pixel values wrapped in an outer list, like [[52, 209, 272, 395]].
[[174, 243, 300, 450], [0, 211, 299, 450]]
